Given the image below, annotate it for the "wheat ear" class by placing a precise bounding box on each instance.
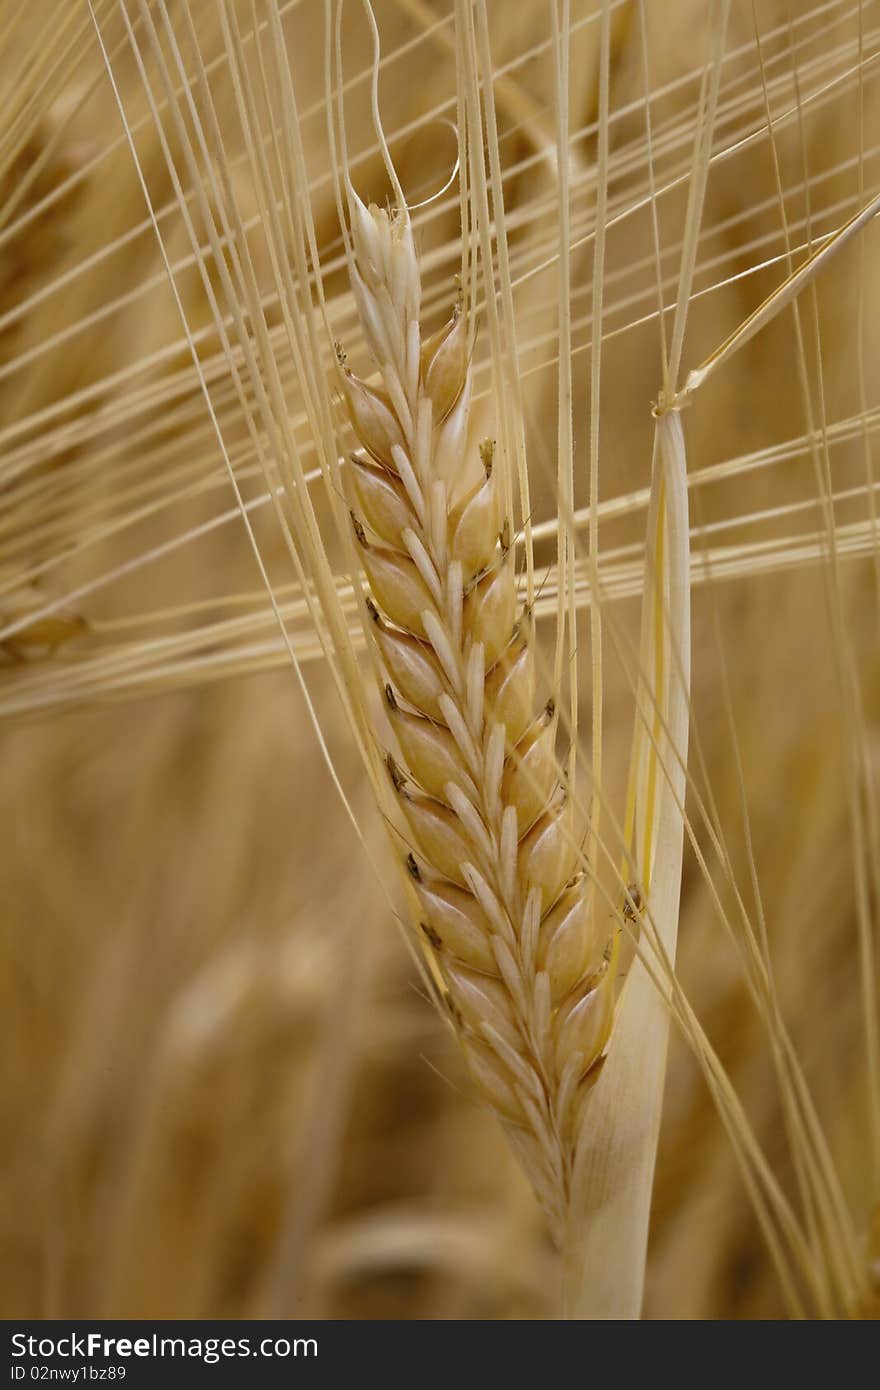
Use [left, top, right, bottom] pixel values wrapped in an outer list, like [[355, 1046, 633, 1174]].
[[336, 193, 618, 1241]]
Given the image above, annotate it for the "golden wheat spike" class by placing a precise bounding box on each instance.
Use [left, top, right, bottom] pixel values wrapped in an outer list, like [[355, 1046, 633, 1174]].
[[338, 192, 617, 1241]]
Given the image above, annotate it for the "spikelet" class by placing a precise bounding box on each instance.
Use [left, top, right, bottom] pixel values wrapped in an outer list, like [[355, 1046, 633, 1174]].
[[338, 195, 617, 1240]]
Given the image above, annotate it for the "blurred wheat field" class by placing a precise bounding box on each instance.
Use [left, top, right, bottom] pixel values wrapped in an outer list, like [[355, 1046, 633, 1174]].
[[1, 0, 878, 1319]]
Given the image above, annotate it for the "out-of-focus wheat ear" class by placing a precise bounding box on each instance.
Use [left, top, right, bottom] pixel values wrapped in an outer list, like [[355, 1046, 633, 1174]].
[[0, 581, 89, 661]]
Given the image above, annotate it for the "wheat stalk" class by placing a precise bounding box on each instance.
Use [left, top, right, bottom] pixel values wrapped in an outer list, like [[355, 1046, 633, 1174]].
[[336, 188, 619, 1243]]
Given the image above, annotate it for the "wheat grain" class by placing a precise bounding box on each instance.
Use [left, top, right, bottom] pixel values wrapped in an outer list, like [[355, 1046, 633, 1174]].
[[337, 191, 618, 1241]]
